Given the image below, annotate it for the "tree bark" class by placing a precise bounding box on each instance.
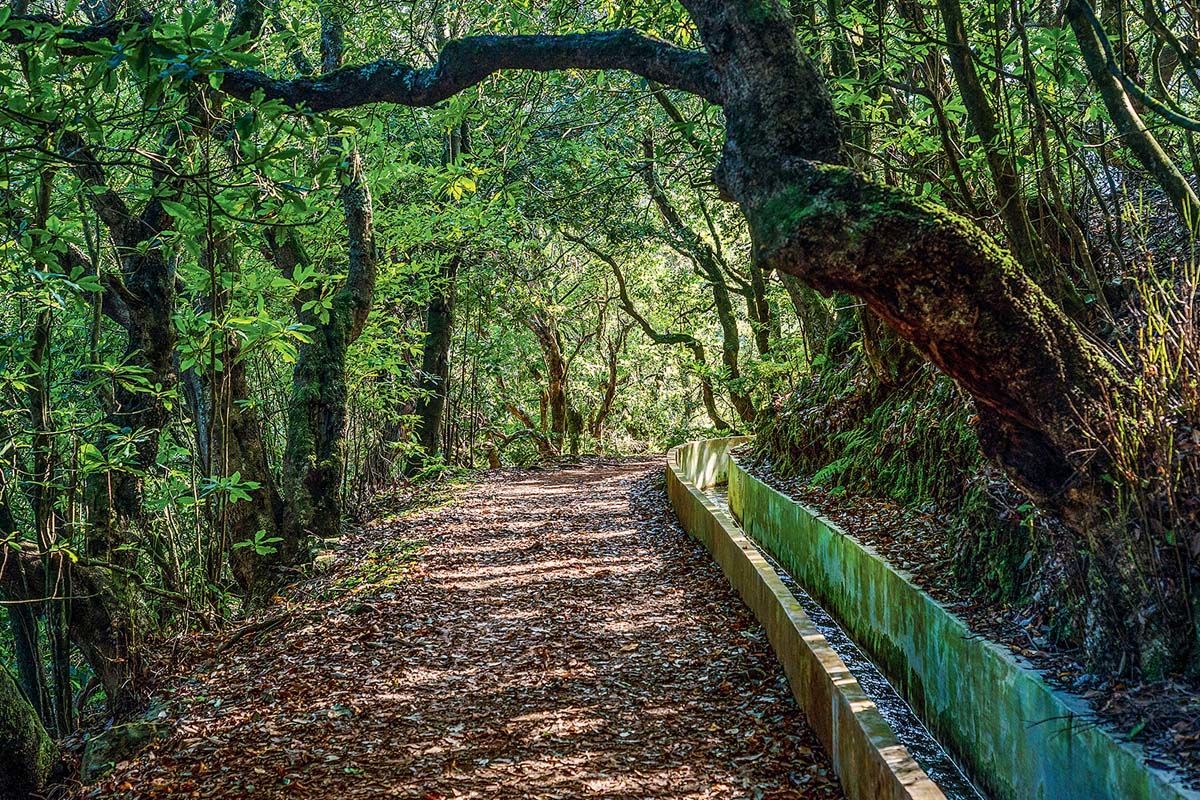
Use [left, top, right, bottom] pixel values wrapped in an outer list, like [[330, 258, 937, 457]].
[[214, 358, 288, 598], [0, 664, 57, 800], [937, 0, 1062, 293], [411, 255, 460, 467], [1066, 0, 1200, 230], [276, 11, 378, 565], [52, 131, 175, 713], [61, 133, 177, 568], [680, 0, 1185, 670]]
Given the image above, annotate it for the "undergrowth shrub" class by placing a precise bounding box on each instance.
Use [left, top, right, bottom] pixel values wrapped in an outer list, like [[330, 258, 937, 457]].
[[1108, 262, 1200, 549], [1081, 261, 1200, 673], [755, 357, 1040, 604]]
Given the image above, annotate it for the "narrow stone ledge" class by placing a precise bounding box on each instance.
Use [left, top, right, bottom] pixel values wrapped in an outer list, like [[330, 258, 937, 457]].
[[666, 437, 947, 800]]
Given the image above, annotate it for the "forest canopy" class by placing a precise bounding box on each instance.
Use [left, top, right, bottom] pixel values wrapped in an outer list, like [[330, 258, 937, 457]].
[[1, 0, 1200, 794]]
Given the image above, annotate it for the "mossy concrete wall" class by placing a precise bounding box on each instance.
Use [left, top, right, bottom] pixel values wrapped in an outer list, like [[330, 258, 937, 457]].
[[667, 438, 946, 800], [728, 456, 1199, 800]]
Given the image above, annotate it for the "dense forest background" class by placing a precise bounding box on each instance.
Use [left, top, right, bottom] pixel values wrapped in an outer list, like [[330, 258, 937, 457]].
[[1, 0, 1200, 793]]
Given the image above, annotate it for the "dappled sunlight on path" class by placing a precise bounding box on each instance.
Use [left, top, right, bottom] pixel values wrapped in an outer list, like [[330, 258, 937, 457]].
[[79, 459, 843, 800]]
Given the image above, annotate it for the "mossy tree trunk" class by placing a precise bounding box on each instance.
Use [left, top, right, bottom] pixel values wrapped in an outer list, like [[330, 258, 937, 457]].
[[0, 666, 57, 800], [206, 355, 287, 599], [269, 11, 377, 583], [266, 148, 375, 575], [56, 131, 177, 714], [411, 254, 460, 468], [233, 18, 378, 597], [7, 606, 49, 727]]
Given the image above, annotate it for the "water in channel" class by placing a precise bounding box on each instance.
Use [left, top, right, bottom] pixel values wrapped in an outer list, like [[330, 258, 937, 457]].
[[703, 484, 986, 800]]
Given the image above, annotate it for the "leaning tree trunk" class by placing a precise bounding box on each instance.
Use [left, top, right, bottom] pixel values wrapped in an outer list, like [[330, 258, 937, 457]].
[[684, 0, 1124, 524]]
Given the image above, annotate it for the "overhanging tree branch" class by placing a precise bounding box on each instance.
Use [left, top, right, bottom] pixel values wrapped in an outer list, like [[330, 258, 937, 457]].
[[4, 15, 719, 108], [218, 30, 722, 110]]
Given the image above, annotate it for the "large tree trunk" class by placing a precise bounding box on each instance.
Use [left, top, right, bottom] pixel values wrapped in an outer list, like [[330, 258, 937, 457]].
[[274, 11, 377, 568], [281, 309, 352, 548], [0, 543, 146, 719], [0, 665, 57, 800], [57, 132, 176, 714], [684, 0, 1119, 520]]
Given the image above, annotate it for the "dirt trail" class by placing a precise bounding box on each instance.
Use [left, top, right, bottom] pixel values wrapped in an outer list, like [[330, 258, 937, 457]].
[[79, 459, 843, 799]]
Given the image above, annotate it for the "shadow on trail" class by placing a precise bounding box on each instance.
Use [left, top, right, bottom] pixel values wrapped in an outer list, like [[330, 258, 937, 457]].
[[76, 459, 844, 800]]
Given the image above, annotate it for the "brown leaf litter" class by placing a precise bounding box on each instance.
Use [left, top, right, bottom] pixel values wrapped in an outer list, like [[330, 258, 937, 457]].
[[68, 458, 844, 800]]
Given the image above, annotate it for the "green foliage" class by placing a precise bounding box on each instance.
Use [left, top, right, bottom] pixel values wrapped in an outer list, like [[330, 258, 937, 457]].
[[231, 530, 285, 557], [0, 0, 1195, 743]]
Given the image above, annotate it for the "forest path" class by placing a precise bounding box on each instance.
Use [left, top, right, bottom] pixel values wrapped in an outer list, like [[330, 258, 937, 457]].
[[81, 459, 843, 800]]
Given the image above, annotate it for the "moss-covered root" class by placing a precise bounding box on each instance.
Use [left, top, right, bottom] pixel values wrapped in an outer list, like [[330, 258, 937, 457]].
[[0, 666, 57, 800]]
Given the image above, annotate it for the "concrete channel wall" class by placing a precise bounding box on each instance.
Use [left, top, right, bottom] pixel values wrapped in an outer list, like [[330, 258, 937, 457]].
[[725, 451, 1199, 800], [666, 438, 946, 800]]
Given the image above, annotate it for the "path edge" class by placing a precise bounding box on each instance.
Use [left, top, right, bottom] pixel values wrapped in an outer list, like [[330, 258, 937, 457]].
[[665, 437, 947, 800]]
